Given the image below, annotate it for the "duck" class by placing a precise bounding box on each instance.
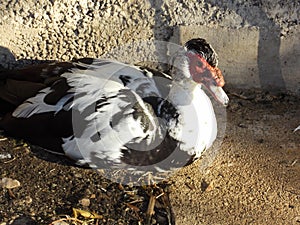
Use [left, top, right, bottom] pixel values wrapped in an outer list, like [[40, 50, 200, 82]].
[[0, 38, 229, 174]]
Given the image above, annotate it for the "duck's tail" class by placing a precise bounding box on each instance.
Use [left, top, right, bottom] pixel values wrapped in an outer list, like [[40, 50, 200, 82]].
[[0, 62, 73, 110], [0, 58, 95, 114]]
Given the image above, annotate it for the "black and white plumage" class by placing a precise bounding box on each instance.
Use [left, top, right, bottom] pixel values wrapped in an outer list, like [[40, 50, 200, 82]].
[[0, 38, 229, 173]]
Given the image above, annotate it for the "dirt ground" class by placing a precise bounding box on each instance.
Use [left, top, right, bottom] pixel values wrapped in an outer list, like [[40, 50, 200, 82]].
[[170, 90, 300, 225], [0, 89, 299, 225]]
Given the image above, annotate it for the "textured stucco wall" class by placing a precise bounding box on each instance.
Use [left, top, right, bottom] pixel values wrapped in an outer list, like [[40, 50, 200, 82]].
[[174, 25, 299, 93], [0, 0, 299, 94]]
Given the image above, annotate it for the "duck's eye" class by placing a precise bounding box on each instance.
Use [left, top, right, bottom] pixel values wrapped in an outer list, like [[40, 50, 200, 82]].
[[196, 61, 203, 67]]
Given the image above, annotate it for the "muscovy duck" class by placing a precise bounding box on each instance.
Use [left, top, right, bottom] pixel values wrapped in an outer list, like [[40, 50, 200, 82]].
[[0, 38, 228, 173]]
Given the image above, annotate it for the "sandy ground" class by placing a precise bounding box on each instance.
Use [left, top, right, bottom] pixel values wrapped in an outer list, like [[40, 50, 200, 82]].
[[170, 90, 300, 225], [0, 89, 299, 225]]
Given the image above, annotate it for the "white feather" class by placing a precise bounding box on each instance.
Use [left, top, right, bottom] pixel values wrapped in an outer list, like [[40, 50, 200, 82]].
[[12, 87, 73, 118], [168, 85, 217, 157], [294, 125, 300, 132]]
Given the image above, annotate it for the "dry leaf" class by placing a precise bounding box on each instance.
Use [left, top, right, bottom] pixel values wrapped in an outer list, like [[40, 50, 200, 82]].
[[73, 208, 103, 219]]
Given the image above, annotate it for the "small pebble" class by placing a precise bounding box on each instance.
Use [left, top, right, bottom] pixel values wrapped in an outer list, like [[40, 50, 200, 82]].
[[79, 198, 90, 207], [0, 153, 12, 160], [0, 177, 21, 189], [25, 196, 33, 204], [90, 194, 96, 199]]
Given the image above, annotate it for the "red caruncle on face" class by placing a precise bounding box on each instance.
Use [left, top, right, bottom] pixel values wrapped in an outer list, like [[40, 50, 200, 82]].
[[187, 52, 225, 87]]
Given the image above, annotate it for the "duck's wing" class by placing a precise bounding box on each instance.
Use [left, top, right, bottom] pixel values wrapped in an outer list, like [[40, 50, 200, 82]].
[[1, 59, 170, 168], [56, 75, 168, 168], [9, 58, 166, 117], [62, 72, 185, 171]]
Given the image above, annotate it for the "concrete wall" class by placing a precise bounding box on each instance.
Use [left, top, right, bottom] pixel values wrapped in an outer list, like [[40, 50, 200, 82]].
[[0, 0, 299, 94], [173, 25, 300, 94]]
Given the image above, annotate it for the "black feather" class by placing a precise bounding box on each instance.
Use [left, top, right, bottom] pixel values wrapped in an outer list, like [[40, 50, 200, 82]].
[[185, 38, 219, 67]]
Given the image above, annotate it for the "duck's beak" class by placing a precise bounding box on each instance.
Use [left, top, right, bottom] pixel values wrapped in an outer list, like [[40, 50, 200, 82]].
[[198, 66, 229, 107], [194, 66, 229, 106], [203, 82, 229, 107]]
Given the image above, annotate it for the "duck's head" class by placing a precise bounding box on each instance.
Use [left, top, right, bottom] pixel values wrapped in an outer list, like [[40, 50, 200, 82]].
[[184, 38, 229, 106]]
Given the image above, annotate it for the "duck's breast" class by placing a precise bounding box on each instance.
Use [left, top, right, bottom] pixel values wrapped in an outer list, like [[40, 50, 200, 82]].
[[175, 86, 217, 158]]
